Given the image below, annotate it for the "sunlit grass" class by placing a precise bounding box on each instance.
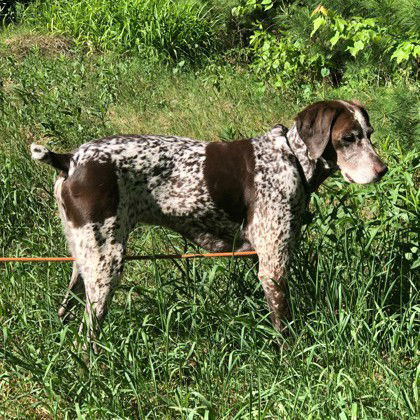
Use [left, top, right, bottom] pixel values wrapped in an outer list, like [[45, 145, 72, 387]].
[[18, 0, 220, 64]]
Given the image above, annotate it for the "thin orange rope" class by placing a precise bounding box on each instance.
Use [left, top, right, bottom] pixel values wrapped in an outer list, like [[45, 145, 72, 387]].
[[0, 251, 257, 263]]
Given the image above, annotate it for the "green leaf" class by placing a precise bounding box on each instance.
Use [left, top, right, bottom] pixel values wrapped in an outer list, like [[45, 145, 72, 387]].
[[334, 17, 346, 32], [330, 31, 341, 46], [391, 50, 409, 63], [262, 40, 271, 52], [311, 16, 326, 37], [391, 44, 412, 63], [321, 67, 330, 77], [411, 258, 420, 270], [347, 40, 365, 57], [364, 18, 376, 27]]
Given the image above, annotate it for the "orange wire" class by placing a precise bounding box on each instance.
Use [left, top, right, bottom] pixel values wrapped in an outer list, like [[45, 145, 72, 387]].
[[0, 257, 75, 262], [0, 251, 257, 263]]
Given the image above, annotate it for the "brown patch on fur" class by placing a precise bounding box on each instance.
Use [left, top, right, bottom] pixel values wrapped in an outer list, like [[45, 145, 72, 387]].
[[61, 161, 119, 228], [204, 139, 255, 225], [331, 111, 361, 142]]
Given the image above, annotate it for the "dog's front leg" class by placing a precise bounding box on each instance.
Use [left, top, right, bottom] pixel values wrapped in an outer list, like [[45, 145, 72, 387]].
[[257, 251, 291, 332], [250, 211, 300, 332]]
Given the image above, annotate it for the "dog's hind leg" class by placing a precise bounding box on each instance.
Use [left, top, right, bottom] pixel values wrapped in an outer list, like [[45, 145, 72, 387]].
[[55, 176, 86, 321], [71, 216, 127, 353], [58, 262, 85, 321]]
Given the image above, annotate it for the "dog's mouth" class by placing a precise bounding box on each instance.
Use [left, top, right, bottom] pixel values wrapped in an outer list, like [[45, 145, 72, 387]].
[[344, 172, 355, 183], [339, 167, 355, 183]]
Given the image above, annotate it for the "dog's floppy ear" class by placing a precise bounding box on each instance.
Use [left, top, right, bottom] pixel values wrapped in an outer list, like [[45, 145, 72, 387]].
[[295, 102, 341, 159]]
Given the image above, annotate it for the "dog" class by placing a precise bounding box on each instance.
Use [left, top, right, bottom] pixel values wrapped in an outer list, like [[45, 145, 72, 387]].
[[31, 100, 387, 350]]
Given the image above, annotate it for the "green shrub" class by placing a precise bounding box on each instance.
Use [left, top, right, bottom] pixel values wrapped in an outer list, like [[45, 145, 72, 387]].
[[310, 5, 419, 78], [312, 0, 419, 36], [234, 2, 419, 87]]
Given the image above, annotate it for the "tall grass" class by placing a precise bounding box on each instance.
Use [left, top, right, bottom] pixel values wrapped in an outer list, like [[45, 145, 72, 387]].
[[18, 0, 220, 63]]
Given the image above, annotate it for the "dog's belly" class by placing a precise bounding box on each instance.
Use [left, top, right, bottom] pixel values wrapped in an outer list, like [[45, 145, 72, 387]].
[[168, 221, 252, 252], [125, 192, 251, 252]]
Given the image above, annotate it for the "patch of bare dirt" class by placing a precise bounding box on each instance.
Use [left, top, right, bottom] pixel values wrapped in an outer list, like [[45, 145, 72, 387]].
[[4, 32, 74, 58]]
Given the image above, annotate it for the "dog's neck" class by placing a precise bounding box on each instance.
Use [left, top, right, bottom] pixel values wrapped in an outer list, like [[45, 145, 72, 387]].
[[286, 124, 335, 193]]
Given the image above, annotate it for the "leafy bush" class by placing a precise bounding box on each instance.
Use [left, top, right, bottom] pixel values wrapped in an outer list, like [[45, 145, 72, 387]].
[[18, 0, 220, 64], [311, 5, 419, 78], [235, 2, 419, 87], [314, 0, 419, 36]]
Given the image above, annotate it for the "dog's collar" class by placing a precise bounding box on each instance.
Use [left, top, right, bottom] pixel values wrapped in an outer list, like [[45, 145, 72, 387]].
[[265, 123, 332, 195]]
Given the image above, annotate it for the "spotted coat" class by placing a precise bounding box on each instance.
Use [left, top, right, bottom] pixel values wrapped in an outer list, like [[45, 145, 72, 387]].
[[30, 100, 387, 349]]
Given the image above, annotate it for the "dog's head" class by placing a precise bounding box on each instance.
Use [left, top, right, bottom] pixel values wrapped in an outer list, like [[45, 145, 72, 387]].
[[295, 100, 387, 184]]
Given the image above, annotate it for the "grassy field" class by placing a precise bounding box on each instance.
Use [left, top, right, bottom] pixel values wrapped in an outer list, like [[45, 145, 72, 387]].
[[0, 4, 419, 418]]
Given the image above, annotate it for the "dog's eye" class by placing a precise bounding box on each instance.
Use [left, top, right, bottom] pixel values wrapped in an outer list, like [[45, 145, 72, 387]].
[[343, 135, 355, 143]]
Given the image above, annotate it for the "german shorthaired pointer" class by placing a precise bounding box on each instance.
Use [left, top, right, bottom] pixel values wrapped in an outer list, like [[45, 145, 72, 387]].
[[31, 100, 387, 349]]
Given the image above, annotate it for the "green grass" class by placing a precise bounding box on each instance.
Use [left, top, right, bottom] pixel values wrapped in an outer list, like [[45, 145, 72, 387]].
[[17, 0, 220, 64], [0, 29, 419, 418]]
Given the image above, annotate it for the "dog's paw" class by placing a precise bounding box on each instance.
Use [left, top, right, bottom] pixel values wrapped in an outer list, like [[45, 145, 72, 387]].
[[30, 143, 50, 160]]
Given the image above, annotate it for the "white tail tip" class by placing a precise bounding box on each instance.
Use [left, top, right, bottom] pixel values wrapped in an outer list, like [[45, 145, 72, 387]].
[[31, 143, 50, 160]]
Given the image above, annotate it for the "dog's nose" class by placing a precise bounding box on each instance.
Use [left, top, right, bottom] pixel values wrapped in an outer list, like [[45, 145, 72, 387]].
[[375, 165, 388, 179]]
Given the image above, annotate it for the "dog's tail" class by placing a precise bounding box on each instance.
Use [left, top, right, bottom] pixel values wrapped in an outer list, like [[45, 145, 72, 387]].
[[30, 143, 73, 174]]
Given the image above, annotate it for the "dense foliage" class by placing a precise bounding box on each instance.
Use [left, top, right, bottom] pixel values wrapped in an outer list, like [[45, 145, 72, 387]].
[[8, 0, 419, 84], [234, 1, 419, 87], [0, 0, 418, 418]]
